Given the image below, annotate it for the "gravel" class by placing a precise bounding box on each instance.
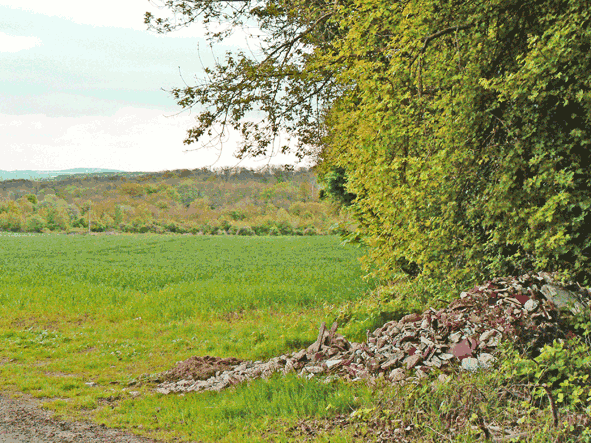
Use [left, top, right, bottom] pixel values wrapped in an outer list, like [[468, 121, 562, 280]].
[[0, 394, 162, 443]]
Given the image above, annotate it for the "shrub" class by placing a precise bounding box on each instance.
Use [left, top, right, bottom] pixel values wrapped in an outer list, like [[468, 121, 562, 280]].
[[164, 221, 182, 233], [72, 217, 87, 229], [328, 222, 349, 236], [25, 215, 47, 233], [251, 223, 270, 236], [219, 220, 232, 232], [24, 194, 38, 205], [90, 221, 106, 233], [201, 223, 213, 235], [149, 223, 166, 234], [42, 208, 69, 231], [236, 226, 255, 236], [0, 213, 21, 232], [275, 220, 293, 235], [499, 308, 591, 413], [228, 210, 246, 221], [321, 0, 591, 286]]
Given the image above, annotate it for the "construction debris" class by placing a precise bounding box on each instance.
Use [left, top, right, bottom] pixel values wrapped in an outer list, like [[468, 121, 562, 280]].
[[156, 272, 590, 394]]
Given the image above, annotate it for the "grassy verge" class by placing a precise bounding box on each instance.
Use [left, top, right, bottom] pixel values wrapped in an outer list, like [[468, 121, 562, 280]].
[[1, 233, 589, 441], [0, 233, 377, 441]]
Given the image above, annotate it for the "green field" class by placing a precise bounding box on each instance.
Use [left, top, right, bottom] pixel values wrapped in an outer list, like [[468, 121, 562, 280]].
[[0, 233, 377, 441]]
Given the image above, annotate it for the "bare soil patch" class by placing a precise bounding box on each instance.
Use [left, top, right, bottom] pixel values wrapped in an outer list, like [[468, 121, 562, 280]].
[[0, 393, 162, 443]]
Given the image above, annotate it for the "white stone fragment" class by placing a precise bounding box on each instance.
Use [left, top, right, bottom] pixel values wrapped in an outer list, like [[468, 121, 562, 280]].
[[478, 353, 495, 368], [524, 299, 539, 312], [325, 359, 342, 369], [479, 330, 496, 342], [461, 357, 480, 371], [450, 332, 462, 343]]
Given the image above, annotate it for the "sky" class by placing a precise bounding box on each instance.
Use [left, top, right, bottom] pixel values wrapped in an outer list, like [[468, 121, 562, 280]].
[[0, 1, 301, 172]]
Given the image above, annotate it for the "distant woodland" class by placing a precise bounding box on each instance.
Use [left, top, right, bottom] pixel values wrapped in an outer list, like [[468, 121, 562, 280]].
[[0, 167, 350, 235]]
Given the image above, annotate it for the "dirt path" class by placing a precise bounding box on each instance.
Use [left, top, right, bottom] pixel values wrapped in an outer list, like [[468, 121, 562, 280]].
[[0, 393, 163, 443]]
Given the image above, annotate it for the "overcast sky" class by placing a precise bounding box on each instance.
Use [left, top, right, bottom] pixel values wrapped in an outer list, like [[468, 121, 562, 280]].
[[0, 1, 300, 172]]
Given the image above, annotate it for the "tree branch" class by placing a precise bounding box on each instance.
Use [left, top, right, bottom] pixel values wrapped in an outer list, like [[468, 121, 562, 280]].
[[410, 23, 475, 67]]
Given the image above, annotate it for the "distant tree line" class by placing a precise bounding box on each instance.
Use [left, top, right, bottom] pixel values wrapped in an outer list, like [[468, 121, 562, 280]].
[[0, 167, 352, 236]]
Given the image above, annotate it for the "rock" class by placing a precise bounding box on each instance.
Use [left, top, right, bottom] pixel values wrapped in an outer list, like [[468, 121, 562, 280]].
[[389, 368, 407, 382], [376, 337, 388, 348], [387, 325, 401, 335], [450, 332, 462, 343], [420, 336, 435, 347], [415, 368, 428, 379], [308, 322, 327, 354], [405, 354, 422, 369], [524, 299, 539, 312], [478, 353, 495, 368], [452, 339, 474, 360], [461, 357, 480, 371], [303, 366, 324, 374], [437, 374, 450, 383], [380, 352, 405, 370], [427, 355, 442, 368], [292, 349, 307, 361], [154, 271, 590, 395], [326, 359, 343, 369], [541, 284, 586, 314], [487, 333, 501, 347], [479, 330, 496, 343], [399, 313, 422, 324]]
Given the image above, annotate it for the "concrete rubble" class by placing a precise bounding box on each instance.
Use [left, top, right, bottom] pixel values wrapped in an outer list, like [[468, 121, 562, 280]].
[[156, 272, 590, 395]]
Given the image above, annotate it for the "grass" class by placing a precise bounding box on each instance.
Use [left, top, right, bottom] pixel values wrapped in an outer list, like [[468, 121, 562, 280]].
[[0, 233, 377, 441], [2, 232, 589, 442], [95, 373, 377, 442]]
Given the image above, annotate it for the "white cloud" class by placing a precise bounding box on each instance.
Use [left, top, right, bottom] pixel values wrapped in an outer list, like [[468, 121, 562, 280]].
[[1, 108, 302, 171], [0, 1, 252, 42], [0, 0, 158, 31], [0, 31, 42, 52]]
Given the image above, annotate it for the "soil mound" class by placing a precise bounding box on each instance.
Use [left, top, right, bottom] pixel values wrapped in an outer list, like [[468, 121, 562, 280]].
[[161, 356, 243, 382]]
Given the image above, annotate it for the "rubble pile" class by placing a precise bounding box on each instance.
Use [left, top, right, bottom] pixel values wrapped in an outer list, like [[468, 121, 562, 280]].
[[159, 356, 244, 382], [156, 272, 590, 394]]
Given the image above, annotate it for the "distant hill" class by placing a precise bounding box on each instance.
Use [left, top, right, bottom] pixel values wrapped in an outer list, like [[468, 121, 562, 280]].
[[0, 168, 126, 181]]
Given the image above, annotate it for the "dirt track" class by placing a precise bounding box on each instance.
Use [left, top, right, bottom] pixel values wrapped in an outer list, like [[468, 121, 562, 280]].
[[0, 393, 162, 443]]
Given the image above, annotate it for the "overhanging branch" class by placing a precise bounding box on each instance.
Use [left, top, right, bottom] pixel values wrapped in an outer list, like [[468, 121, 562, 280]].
[[410, 23, 475, 67]]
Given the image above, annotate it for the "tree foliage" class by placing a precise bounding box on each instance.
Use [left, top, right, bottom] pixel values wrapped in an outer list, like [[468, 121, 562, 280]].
[[146, 0, 346, 159], [148, 0, 591, 284]]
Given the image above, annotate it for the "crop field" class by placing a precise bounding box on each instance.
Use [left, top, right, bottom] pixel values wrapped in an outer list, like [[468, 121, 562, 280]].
[[0, 233, 377, 441]]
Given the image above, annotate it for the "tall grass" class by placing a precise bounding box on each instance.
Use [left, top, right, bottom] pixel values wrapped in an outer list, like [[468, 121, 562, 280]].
[[0, 234, 374, 320], [0, 233, 375, 441], [98, 373, 376, 442]]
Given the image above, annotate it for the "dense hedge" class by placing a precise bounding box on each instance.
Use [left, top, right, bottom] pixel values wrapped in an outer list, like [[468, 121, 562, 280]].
[[320, 0, 591, 285]]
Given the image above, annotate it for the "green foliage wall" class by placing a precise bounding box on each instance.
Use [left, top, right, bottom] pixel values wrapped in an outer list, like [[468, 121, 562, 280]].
[[321, 0, 591, 284]]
